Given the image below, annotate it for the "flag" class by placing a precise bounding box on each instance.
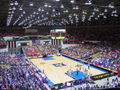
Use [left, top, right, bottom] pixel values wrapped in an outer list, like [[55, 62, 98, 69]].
[[35, 40, 40, 45], [8, 41, 16, 48], [0, 40, 7, 46], [51, 39, 61, 45], [32, 40, 40, 45]]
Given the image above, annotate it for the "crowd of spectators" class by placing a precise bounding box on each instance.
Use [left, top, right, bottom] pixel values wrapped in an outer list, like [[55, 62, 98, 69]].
[[76, 77, 120, 90], [50, 78, 92, 89], [91, 49, 120, 71], [75, 77, 120, 90], [61, 43, 120, 72], [37, 44, 59, 56], [0, 52, 29, 66], [0, 52, 11, 65], [51, 75, 120, 90], [61, 43, 104, 59], [0, 52, 49, 90], [23, 44, 59, 57], [23, 46, 40, 57]]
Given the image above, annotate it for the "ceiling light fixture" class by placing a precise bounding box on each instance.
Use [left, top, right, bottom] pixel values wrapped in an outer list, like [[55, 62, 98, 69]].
[[56, 0, 60, 2], [29, 2, 34, 6], [85, 0, 92, 5], [70, 0, 75, 3]]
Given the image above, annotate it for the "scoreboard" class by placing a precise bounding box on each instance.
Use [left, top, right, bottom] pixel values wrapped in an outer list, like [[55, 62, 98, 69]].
[[16, 41, 32, 48], [21, 42, 30, 46], [50, 29, 66, 39]]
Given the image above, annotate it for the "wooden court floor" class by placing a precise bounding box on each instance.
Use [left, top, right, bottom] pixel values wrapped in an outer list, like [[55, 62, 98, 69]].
[[29, 56, 105, 84]]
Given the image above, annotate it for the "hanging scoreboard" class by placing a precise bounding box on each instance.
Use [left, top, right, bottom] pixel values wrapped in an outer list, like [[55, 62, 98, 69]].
[[50, 29, 66, 39]]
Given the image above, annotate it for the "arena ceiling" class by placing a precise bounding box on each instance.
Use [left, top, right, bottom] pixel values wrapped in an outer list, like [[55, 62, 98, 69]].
[[0, 0, 120, 29]]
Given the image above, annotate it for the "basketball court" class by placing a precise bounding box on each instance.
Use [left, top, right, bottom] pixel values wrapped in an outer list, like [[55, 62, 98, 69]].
[[29, 56, 107, 85]]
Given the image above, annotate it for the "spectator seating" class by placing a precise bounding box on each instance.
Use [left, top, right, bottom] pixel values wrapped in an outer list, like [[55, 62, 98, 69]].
[[23, 46, 40, 57], [91, 49, 120, 71], [0, 52, 48, 89], [37, 44, 58, 56], [61, 43, 120, 72]]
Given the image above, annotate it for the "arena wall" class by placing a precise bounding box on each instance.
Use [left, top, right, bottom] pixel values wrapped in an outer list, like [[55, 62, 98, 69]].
[[0, 48, 8, 52]]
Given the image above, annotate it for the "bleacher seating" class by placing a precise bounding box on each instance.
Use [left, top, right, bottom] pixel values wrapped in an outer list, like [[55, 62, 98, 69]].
[[0, 52, 48, 89], [61, 43, 120, 72], [91, 49, 120, 71], [37, 44, 58, 56], [61, 44, 102, 59], [23, 46, 40, 57]]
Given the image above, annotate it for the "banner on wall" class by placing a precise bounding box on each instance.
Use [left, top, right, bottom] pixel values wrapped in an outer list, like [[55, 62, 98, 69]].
[[8, 41, 16, 48], [51, 39, 62, 45], [91, 73, 112, 80], [0, 41, 7, 49]]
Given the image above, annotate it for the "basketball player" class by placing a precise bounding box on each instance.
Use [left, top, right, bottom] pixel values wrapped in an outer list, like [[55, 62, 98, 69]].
[[79, 65, 81, 71], [88, 64, 90, 69], [76, 68, 79, 75], [43, 69, 44, 74]]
